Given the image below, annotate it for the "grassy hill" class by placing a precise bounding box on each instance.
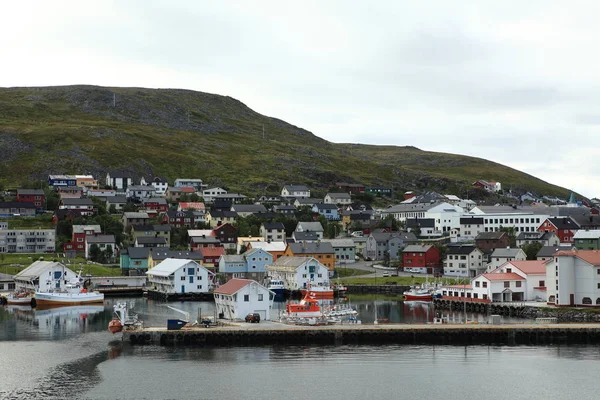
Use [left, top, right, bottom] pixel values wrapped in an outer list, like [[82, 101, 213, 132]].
[[0, 85, 572, 198]]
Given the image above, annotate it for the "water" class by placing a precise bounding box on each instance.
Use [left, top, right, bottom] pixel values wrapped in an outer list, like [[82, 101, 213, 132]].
[[0, 296, 594, 399]]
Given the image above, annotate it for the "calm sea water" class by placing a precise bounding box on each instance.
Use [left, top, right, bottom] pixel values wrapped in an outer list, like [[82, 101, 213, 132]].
[[0, 297, 595, 400]]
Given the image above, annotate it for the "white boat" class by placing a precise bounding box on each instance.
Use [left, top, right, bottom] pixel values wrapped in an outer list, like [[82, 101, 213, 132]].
[[6, 291, 34, 306], [267, 279, 286, 296], [35, 274, 104, 308]]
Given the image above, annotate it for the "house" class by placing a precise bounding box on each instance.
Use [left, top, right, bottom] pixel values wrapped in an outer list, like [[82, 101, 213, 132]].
[[202, 187, 227, 202], [324, 193, 352, 205], [402, 245, 441, 274], [213, 193, 247, 204], [135, 236, 168, 248], [352, 237, 367, 258], [140, 176, 169, 195], [364, 232, 417, 261], [273, 205, 297, 215], [122, 212, 150, 231], [266, 256, 330, 290], [206, 210, 238, 228], [322, 238, 356, 264], [456, 217, 485, 242], [538, 217, 580, 243], [218, 248, 273, 280], [106, 196, 127, 212], [0, 224, 55, 254], [312, 203, 340, 220], [199, 247, 226, 267], [16, 189, 45, 210], [146, 258, 213, 294], [13, 261, 77, 292], [487, 248, 527, 271], [489, 260, 547, 301], [126, 185, 158, 200], [166, 186, 196, 203], [443, 244, 485, 277], [48, 175, 78, 188], [106, 171, 134, 190], [119, 247, 150, 271], [292, 231, 319, 242], [189, 230, 221, 251], [213, 279, 275, 321], [474, 232, 511, 254], [246, 241, 287, 261], [295, 221, 324, 240], [58, 186, 84, 200], [536, 245, 575, 261], [131, 224, 171, 247], [0, 272, 15, 292], [545, 250, 600, 306], [174, 178, 207, 190], [59, 198, 95, 216], [211, 199, 233, 212], [573, 230, 600, 250], [0, 202, 37, 218], [469, 205, 550, 234], [341, 210, 372, 228], [141, 197, 168, 213], [63, 224, 101, 255], [231, 204, 267, 218], [281, 185, 310, 199], [85, 235, 116, 260], [365, 186, 392, 196], [212, 223, 237, 251], [472, 180, 501, 192], [161, 210, 195, 228], [516, 231, 560, 247], [333, 182, 365, 194], [468, 273, 524, 303], [405, 218, 439, 238], [148, 249, 204, 269], [294, 198, 320, 208], [283, 242, 335, 275], [260, 222, 285, 242], [178, 202, 205, 212], [52, 209, 83, 225], [258, 195, 282, 203], [88, 189, 116, 197], [75, 175, 98, 190]]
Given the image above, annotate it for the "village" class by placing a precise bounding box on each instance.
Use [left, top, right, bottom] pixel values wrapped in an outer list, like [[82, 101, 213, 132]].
[[2, 173, 600, 319]]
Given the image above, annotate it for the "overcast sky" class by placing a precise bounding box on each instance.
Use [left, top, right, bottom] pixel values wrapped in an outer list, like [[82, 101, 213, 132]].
[[1, 1, 597, 198]]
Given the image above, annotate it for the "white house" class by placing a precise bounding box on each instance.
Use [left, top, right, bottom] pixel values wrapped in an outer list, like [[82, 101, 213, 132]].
[[491, 260, 547, 302], [213, 278, 275, 321], [454, 216, 485, 242], [281, 185, 310, 199], [202, 187, 228, 202], [443, 244, 485, 277], [546, 250, 600, 306], [516, 231, 560, 247], [85, 235, 117, 260], [140, 176, 169, 196], [174, 178, 207, 190], [126, 185, 158, 200], [266, 256, 329, 290], [259, 222, 285, 242], [382, 202, 464, 233], [146, 258, 213, 294], [294, 221, 324, 240], [106, 172, 133, 190], [13, 260, 78, 292], [469, 205, 551, 234], [487, 248, 527, 271], [324, 193, 352, 205]]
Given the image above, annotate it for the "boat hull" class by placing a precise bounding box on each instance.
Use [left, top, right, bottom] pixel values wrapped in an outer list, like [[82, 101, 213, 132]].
[[300, 289, 334, 300], [403, 294, 433, 301], [34, 292, 104, 308], [6, 296, 34, 305]]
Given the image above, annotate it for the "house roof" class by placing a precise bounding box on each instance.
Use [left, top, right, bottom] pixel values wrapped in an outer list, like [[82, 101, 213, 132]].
[[490, 248, 523, 258], [136, 236, 167, 245], [147, 259, 200, 277], [86, 235, 116, 244], [17, 189, 44, 195], [546, 217, 580, 230], [132, 224, 171, 232], [61, 198, 94, 206], [313, 203, 338, 211], [249, 241, 287, 252], [232, 204, 267, 213], [284, 185, 309, 192], [293, 231, 319, 241], [262, 222, 285, 230], [15, 261, 68, 280], [73, 225, 102, 234], [188, 229, 214, 237], [322, 238, 355, 247], [243, 248, 270, 258], [573, 230, 600, 239], [504, 260, 546, 275], [143, 197, 167, 205], [106, 196, 127, 204], [220, 255, 246, 263], [269, 256, 316, 268], [294, 198, 320, 205], [405, 218, 436, 228], [151, 249, 203, 261], [326, 193, 351, 200], [402, 245, 433, 253], [191, 236, 220, 245], [214, 278, 257, 295], [123, 212, 149, 219], [475, 232, 508, 241], [384, 203, 440, 213], [0, 201, 36, 209], [179, 202, 205, 211], [125, 247, 150, 259], [472, 205, 547, 214], [128, 185, 157, 192], [288, 242, 334, 254], [446, 244, 478, 255], [555, 250, 600, 266], [209, 210, 238, 218], [481, 272, 525, 281], [296, 222, 324, 232], [516, 231, 552, 241], [273, 205, 297, 211], [200, 247, 225, 258], [536, 245, 573, 258]]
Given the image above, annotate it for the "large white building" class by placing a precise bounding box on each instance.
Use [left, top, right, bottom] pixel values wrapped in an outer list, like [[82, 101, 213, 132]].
[[468, 205, 551, 233], [546, 250, 600, 306], [382, 202, 464, 233], [266, 256, 330, 290], [202, 187, 228, 202], [0, 224, 56, 254], [146, 258, 213, 294], [13, 260, 78, 292], [213, 278, 275, 321], [443, 244, 485, 278]]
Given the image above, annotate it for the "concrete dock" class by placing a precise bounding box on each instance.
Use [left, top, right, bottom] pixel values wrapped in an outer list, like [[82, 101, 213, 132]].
[[121, 322, 600, 346]]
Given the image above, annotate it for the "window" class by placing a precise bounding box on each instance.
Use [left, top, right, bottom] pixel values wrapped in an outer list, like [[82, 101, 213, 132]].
[[181, 276, 185, 281], [504, 281, 510, 288], [516, 281, 521, 288], [243, 294, 249, 302], [483, 282, 488, 288], [539, 280, 545, 287], [258, 294, 264, 301], [475, 281, 480, 287], [483, 294, 488, 300]]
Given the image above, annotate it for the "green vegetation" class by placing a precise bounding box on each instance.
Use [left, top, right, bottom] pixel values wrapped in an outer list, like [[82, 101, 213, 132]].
[[333, 267, 371, 278], [340, 275, 469, 285], [0, 215, 54, 229], [0, 85, 574, 199], [0, 253, 120, 276]]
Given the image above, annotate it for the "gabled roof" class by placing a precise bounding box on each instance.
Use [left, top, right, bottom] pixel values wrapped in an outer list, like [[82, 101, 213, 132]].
[[295, 198, 320, 205], [284, 185, 309, 192], [209, 210, 238, 218], [151, 249, 203, 261], [123, 212, 149, 219], [243, 248, 271, 258], [573, 230, 600, 239], [200, 247, 225, 258], [125, 247, 150, 259], [128, 185, 157, 192], [15, 261, 69, 280], [480, 272, 525, 281], [322, 238, 355, 247], [232, 204, 267, 213], [475, 232, 508, 241], [296, 222, 324, 232], [490, 248, 523, 258], [503, 260, 546, 275], [86, 235, 116, 244], [214, 278, 258, 295], [73, 225, 102, 234], [516, 231, 551, 240], [288, 242, 334, 254], [249, 241, 287, 252], [313, 203, 338, 211], [326, 192, 351, 199], [262, 222, 285, 230], [269, 256, 316, 268], [220, 255, 246, 263], [143, 197, 167, 205], [106, 196, 127, 204], [147, 258, 200, 277], [62, 198, 94, 206], [293, 231, 319, 241], [446, 244, 478, 255], [384, 203, 440, 213], [555, 250, 600, 266], [136, 236, 167, 245], [402, 244, 433, 253], [188, 229, 214, 237], [0, 201, 36, 209], [273, 205, 297, 211], [179, 202, 205, 211], [132, 224, 171, 232], [17, 189, 44, 195], [536, 245, 573, 258], [545, 217, 580, 230]]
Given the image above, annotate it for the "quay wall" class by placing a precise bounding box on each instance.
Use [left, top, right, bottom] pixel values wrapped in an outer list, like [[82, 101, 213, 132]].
[[123, 325, 600, 347], [345, 285, 410, 295], [433, 299, 600, 323]]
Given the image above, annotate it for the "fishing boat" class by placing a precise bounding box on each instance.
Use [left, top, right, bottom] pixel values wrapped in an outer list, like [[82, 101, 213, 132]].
[[280, 293, 359, 325], [283, 295, 323, 318], [403, 287, 433, 301], [300, 283, 334, 300], [267, 279, 286, 297], [35, 274, 104, 308], [6, 290, 34, 306]]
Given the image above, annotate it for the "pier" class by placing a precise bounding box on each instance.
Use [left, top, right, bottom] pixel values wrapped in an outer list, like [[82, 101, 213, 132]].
[[121, 323, 600, 346]]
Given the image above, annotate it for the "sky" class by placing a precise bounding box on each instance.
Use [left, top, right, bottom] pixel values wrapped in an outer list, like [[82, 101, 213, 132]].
[[1, 1, 598, 198]]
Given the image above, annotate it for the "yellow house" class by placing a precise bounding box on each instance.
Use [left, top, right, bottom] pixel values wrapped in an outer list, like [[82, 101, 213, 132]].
[[206, 210, 238, 228], [283, 241, 335, 273]]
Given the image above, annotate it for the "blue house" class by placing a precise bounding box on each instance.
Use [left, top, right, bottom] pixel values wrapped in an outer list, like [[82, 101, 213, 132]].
[[120, 247, 150, 271], [311, 203, 339, 220], [218, 248, 273, 281], [48, 175, 78, 188]]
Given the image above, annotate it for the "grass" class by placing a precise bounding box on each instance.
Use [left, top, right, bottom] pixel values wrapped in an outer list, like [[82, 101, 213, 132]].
[[340, 275, 470, 286], [333, 267, 371, 278], [0, 253, 121, 276], [0, 215, 54, 229], [0, 85, 575, 199]]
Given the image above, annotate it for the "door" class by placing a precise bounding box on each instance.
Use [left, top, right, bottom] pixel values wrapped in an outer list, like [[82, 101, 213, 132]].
[[181, 285, 185, 294], [570, 294, 575, 306]]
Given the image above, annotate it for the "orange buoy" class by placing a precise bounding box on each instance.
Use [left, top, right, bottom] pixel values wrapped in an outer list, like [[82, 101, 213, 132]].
[[108, 318, 123, 334]]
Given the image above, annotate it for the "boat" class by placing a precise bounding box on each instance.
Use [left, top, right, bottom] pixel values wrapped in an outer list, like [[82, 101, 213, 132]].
[[35, 274, 104, 308], [283, 295, 323, 318], [280, 293, 359, 325], [6, 291, 34, 306], [108, 301, 143, 334], [300, 283, 334, 300], [403, 287, 433, 301], [267, 279, 286, 297]]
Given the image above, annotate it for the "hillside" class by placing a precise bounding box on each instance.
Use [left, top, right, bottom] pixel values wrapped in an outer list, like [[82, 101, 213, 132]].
[[0, 85, 572, 198]]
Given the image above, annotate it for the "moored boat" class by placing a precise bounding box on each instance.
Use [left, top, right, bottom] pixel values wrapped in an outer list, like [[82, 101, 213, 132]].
[[403, 288, 433, 301], [6, 291, 34, 306], [267, 279, 286, 297], [300, 283, 334, 300]]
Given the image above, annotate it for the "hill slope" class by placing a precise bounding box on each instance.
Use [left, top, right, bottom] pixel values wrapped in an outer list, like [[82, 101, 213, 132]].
[[0, 85, 571, 198]]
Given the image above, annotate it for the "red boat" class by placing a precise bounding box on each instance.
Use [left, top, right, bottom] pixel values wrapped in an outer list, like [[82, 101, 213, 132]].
[[284, 295, 323, 318], [403, 288, 433, 301], [300, 283, 334, 300]]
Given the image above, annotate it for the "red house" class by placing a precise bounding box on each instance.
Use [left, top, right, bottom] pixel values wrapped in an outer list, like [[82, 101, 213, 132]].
[[16, 189, 45, 209], [161, 210, 195, 228], [333, 182, 365, 194], [200, 247, 225, 267], [538, 217, 580, 243], [142, 198, 169, 213], [402, 244, 440, 274], [63, 224, 102, 253], [213, 223, 237, 246]]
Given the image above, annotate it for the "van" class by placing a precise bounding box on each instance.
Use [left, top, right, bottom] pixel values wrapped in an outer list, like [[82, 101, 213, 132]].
[[351, 231, 363, 237]]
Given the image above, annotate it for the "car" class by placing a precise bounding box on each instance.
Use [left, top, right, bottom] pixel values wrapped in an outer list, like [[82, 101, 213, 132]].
[[351, 231, 364, 237], [245, 313, 261, 323], [382, 272, 390, 277]]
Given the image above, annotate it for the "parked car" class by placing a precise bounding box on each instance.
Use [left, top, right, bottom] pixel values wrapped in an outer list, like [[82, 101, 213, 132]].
[[382, 272, 390, 277], [245, 313, 261, 323]]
